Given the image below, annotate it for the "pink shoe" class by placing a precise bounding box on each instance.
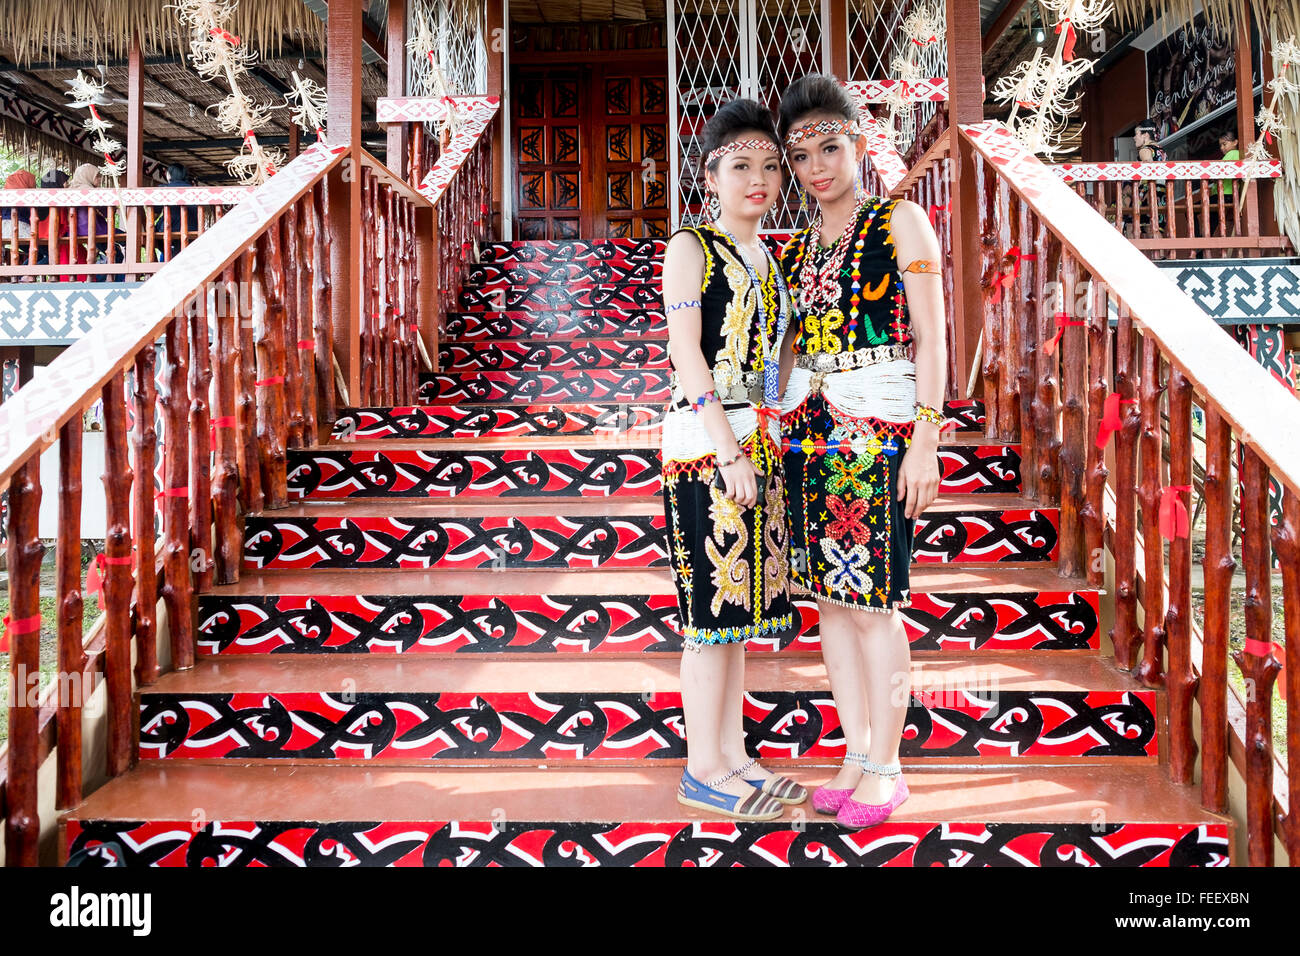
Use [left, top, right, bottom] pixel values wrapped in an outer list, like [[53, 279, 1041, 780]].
[[836, 758, 909, 830], [812, 751, 869, 815]]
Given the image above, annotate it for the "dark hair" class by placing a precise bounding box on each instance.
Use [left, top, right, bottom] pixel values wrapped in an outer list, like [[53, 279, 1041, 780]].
[[41, 168, 69, 189], [1219, 129, 1238, 141], [1134, 120, 1158, 138], [167, 163, 188, 182], [700, 98, 779, 174], [778, 73, 859, 145]]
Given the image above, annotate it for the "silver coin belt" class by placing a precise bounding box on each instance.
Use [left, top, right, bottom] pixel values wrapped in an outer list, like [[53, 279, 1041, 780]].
[[793, 341, 913, 373]]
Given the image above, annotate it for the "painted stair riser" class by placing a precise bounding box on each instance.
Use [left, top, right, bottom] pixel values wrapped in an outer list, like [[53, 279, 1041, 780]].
[[65, 819, 1229, 867], [241, 509, 1061, 570], [137, 688, 1158, 761], [477, 238, 669, 265], [459, 284, 664, 313], [197, 591, 1102, 655], [464, 261, 663, 287], [445, 309, 665, 340], [416, 370, 672, 404], [331, 405, 665, 441], [438, 339, 670, 371], [287, 445, 1024, 500]]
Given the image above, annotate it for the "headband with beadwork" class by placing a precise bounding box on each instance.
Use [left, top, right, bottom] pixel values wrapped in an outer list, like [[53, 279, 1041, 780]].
[[785, 118, 862, 148], [704, 137, 781, 166]]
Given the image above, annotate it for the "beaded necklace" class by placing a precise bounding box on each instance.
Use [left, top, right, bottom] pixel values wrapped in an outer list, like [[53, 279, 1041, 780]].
[[712, 224, 789, 406], [792, 194, 878, 350]]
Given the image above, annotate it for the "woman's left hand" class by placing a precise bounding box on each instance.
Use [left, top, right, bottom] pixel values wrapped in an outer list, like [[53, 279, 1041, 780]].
[[897, 439, 940, 520]]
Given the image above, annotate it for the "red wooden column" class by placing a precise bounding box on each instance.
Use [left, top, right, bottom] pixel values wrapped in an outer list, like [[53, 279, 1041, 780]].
[[126, 30, 145, 279], [945, 0, 985, 401], [823, 0, 849, 78], [387, 0, 410, 178], [1235, 0, 1260, 242], [486, 0, 506, 234], [328, 0, 365, 405]]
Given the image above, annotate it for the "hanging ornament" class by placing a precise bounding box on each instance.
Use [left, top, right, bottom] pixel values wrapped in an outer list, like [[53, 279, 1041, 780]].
[[65, 70, 126, 184], [284, 70, 328, 141]]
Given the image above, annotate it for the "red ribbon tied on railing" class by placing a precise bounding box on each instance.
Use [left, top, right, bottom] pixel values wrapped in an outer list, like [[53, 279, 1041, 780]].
[[927, 202, 950, 229], [155, 486, 189, 501], [1043, 312, 1087, 356], [1158, 484, 1192, 539], [1095, 392, 1138, 448], [989, 246, 1038, 305], [254, 376, 285, 387], [210, 415, 236, 445], [297, 339, 315, 350], [1055, 18, 1077, 62], [86, 552, 134, 611], [0, 613, 41, 653], [1243, 637, 1287, 701]]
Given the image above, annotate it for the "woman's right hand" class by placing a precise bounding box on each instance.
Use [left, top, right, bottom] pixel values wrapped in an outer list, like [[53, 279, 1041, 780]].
[[718, 454, 761, 508]]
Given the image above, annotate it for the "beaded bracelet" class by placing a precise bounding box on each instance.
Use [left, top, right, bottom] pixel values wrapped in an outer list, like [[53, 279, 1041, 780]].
[[666, 299, 702, 314], [913, 402, 943, 425], [691, 390, 719, 413], [717, 449, 745, 468]]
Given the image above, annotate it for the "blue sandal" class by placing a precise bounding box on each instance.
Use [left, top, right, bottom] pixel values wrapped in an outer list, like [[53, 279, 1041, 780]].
[[677, 766, 784, 821]]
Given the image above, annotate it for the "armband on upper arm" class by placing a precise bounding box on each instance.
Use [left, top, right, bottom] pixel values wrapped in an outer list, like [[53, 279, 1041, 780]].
[[901, 258, 941, 275]]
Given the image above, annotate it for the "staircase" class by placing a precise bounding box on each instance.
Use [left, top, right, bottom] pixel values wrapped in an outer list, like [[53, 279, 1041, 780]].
[[63, 237, 1234, 867]]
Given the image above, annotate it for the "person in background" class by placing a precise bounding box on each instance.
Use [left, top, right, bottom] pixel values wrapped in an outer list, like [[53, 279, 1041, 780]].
[[36, 169, 69, 266], [1131, 120, 1168, 240], [65, 163, 107, 281], [158, 163, 200, 258], [1211, 130, 1240, 201], [1, 169, 38, 244]]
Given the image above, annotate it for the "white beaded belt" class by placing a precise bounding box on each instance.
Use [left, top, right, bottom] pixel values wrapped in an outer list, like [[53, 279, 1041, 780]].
[[793, 341, 913, 373], [670, 370, 763, 407]]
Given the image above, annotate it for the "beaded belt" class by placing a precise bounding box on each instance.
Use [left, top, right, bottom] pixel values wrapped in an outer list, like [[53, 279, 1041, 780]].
[[793, 341, 913, 373], [670, 370, 763, 409]]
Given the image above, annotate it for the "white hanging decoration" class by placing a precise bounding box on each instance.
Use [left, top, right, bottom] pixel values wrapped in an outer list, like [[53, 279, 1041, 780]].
[[284, 70, 328, 140], [991, 0, 1110, 158], [879, 2, 944, 152], [1245, 37, 1300, 164], [65, 70, 127, 183], [408, 7, 463, 146], [171, 0, 285, 185]]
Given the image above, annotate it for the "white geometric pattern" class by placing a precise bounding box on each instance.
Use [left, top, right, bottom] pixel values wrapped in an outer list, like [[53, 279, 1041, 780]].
[[400, 97, 502, 204], [0, 186, 252, 207], [846, 78, 949, 103], [1052, 160, 1283, 183], [846, 0, 947, 153]]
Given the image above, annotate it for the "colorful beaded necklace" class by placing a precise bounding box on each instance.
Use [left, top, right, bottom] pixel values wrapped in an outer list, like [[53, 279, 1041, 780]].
[[792, 194, 878, 350], [712, 224, 789, 406]]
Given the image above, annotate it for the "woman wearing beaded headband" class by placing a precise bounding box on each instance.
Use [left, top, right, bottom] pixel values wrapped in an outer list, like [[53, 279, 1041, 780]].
[[659, 98, 806, 821], [776, 74, 946, 830]]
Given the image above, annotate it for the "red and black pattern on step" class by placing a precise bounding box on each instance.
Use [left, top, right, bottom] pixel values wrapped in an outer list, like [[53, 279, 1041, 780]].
[[439, 339, 669, 371], [242, 515, 670, 570], [459, 282, 662, 312], [288, 447, 662, 500], [465, 260, 662, 289], [196, 590, 1100, 655], [913, 509, 1059, 563], [445, 309, 665, 340], [938, 445, 1022, 494], [478, 238, 665, 266], [137, 688, 1158, 760], [331, 404, 664, 441], [944, 398, 986, 431], [65, 818, 1229, 867], [416, 369, 671, 404]]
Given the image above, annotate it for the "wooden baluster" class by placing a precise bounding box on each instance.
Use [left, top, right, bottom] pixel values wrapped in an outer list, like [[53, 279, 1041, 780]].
[[1215, 177, 1227, 238], [1057, 255, 1086, 577], [1083, 275, 1108, 588], [212, 265, 241, 585], [1184, 179, 1195, 254], [237, 249, 265, 515], [997, 177, 1020, 442], [1163, 181, 1175, 245], [1146, 175, 1159, 244], [1274, 484, 1300, 864], [56, 420, 86, 810], [939, 161, 955, 400], [296, 195, 319, 445], [132, 345, 159, 686], [266, 217, 303, 453], [408, 201, 420, 400], [1200, 408, 1233, 811], [253, 230, 290, 510], [160, 313, 194, 670], [387, 188, 401, 406], [1199, 181, 1211, 241], [101, 374, 135, 774], [1034, 233, 1062, 505], [144, 205, 156, 271], [5, 456, 43, 865], [319, 180, 341, 414], [974, 153, 999, 439], [1137, 339, 1166, 687], [307, 184, 335, 425], [1233, 446, 1281, 866], [189, 287, 213, 593], [1111, 307, 1141, 671], [375, 175, 390, 406], [360, 168, 375, 406], [283, 200, 309, 447], [1165, 369, 1196, 780], [1015, 202, 1038, 501]]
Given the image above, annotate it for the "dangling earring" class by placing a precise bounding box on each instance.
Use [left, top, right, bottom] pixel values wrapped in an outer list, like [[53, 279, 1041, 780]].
[[707, 187, 721, 223], [797, 184, 808, 222], [854, 164, 865, 200]]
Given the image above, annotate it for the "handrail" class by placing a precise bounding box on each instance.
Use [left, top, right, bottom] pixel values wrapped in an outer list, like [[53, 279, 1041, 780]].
[[0, 139, 346, 493], [958, 118, 1297, 867], [962, 121, 1300, 494], [1052, 160, 1283, 183]]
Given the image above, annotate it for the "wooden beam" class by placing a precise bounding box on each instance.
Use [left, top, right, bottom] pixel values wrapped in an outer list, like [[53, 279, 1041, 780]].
[[824, 0, 849, 78], [126, 31, 145, 279], [486, 0, 506, 235], [386, 0, 409, 177], [1236, 0, 1260, 241], [983, 0, 1029, 55], [328, 0, 365, 406], [947, 0, 986, 402]]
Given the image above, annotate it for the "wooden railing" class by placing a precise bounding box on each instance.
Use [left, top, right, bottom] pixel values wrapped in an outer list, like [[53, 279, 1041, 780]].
[[1053, 161, 1290, 259], [0, 140, 432, 865], [0, 186, 251, 281], [431, 113, 497, 345], [961, 120, 1298, 866]]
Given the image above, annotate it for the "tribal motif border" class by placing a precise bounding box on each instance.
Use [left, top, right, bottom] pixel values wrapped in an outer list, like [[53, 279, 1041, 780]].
[[195, 590, 1099, 655], [459, 282, 664, 312], [935, 444, 1021, 494], [913, 508, 1060, 563], [330, 404, 665, 440], [478, 238, 665, 265], [288, 447, 663, 499], [1053, 160, 1282, 183], [417, 369, 672, 403], [444, 309, 665, 340], [942, 399, 986, 431], [845, 78, 949, 104], [242, 514, 671, 570], [466, 260, 662, 287], [136, 688, 1158, 760], [65, 819, 1229, 867], [1162, 263, 1300, 326], [438, 339, 670, 371], [0, 283, 141, 345]]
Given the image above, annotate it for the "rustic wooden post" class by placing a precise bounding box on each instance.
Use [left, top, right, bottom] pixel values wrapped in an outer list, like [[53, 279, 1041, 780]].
[[56, 420, 86, 810], [1165, 369, 1197, 781], [212, 265, 241, 585], [5, 458, 43, 866], [132, 346, 159, 686], [253, 231, 289, 509], [1235, 0, 1261, 244], [126, 30, 144, 279], [1083, 273, 1108, 588], [1274, 485, 1300, 865], [1137, 339, 1166, 687], [101, 374, 135, 776], [1200, 408, 1233, 812], [190, 286, 214, 593], [1057, 255, 1087, 578], [160, 312, 194, 670], [328, 0, 365, 405], [387, 0, 410, 180], [1111, 308, 1141, 672]]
